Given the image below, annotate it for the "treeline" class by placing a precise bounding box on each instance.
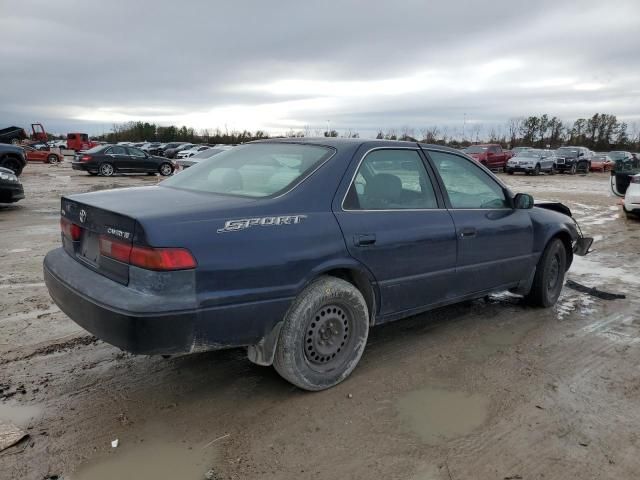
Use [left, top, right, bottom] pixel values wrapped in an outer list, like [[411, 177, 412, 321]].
[[96, 121, 269, 144], [95, 114, 640, 151]]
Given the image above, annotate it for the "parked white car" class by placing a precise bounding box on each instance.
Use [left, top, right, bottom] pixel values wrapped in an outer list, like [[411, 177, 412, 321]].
[[623, 173, 640, 218], [176, 145, 211, 159]]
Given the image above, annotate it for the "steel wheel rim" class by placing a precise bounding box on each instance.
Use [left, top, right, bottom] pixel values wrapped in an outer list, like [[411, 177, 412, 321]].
[[547, 253, 561, 292], [304, 304, 353, 372]]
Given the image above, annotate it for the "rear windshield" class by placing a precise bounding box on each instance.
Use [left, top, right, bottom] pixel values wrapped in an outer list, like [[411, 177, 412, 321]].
[[163, 143, 334, 197], [84, 145, 107, 154]]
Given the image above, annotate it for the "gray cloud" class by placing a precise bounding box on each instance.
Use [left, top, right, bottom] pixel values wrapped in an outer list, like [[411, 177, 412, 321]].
[[1, 0, 638, 136]]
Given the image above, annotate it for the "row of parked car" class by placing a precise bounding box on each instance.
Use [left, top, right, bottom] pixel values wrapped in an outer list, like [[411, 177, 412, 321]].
[[113, 141, 236, 159], [462, 144, 638, 175]]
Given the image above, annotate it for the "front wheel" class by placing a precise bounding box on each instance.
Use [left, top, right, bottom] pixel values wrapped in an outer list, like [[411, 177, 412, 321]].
[[569, 163, 577, 175], [273, 276, 369, 391], [159, 162, 173, 176], [47, 154, 59, 164], [1, 158, 22, 176], [533, 164, 541, 176], [99, 162, 115, 176], [525, 238, 567, 307]]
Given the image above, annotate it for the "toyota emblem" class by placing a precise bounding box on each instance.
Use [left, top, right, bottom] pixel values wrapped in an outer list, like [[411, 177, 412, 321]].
[[79, 209, 87, 223]]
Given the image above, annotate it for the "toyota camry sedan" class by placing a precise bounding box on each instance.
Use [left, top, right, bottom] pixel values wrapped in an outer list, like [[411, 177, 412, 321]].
[[44, 139, 592, 390]]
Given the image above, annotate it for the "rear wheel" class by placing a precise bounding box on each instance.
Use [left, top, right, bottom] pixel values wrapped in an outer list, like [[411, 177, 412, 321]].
[[525, 238, 567, 307], [47, 154, 59, 164], [273, 276, 369, 391], [99, 162, 115, 176], [159, 162, 173, 176]]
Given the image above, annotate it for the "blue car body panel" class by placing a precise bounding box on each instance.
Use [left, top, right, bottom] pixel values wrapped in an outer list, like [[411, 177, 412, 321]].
[[44, 138, 584, 355]]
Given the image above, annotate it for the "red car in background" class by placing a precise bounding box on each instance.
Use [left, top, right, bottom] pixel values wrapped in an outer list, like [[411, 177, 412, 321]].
[[24, 145, 62, 164], [589, 154, 614, 172], [66, 133, 98, 152], [463, 143, 513, 170]]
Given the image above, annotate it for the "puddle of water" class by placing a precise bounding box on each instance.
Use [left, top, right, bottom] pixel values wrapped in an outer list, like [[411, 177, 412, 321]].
[[0, 402, 43, 428], [396, 387, 489, 445], [70, 440, 216, 480], [570, 256, 639, 286], [466, 319, 535, 361]]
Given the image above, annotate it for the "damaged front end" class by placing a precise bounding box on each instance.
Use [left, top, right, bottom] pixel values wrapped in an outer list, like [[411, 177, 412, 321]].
[[534, 200, 593, 256]]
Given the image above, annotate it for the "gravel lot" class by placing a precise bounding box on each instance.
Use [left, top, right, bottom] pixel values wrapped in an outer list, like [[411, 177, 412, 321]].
[[1, 162, 639, 479]]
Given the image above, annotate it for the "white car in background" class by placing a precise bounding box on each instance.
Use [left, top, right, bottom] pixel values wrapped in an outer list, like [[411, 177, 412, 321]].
[[176, 145, 233, 170], [176, 145, 211, 159], [623, 173, 640, 218]]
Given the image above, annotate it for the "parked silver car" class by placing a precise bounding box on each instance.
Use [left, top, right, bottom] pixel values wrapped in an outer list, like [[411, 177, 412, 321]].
[[506, 149, 558, 175], [176, 146, 233, 170]]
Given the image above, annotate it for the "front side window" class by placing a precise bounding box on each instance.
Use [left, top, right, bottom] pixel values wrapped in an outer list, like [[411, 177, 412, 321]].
[[344, 149, 438, 210], [162, 143, 334, 198], [428, 151, 508, 209]]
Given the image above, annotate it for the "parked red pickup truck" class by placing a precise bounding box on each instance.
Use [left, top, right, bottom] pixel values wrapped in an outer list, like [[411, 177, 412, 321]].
[[464, 144, 513, 170]]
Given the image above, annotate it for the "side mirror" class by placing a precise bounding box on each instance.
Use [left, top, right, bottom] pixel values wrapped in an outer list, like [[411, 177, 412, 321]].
[[514, 193, 534, 209]]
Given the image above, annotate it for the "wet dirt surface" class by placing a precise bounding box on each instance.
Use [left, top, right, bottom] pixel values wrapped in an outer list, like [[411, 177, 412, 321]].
[[1, 163, 639, 479]]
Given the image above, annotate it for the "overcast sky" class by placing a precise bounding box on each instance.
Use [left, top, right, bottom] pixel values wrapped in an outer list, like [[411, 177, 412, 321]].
[[1, 0, 639, 137]]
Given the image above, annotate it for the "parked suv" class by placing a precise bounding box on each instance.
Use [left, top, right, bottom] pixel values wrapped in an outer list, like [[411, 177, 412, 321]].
[[555, 147, 591, 174], [0, 144, 27, 176]]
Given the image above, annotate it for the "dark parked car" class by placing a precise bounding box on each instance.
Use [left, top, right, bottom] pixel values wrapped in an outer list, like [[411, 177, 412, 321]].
[[555, 146, 591, 174], [0, 144, 27, 176], [71, 145, 176, 177], [44, 139, 592, 391], [0, 167, 24, 203], [156, 142, 185, 157]]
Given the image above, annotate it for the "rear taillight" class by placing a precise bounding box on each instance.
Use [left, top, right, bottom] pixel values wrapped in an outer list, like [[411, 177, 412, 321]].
[[81, 155, 92, 162], [60, 217, 82, 241], [99, 235, 196, 271]]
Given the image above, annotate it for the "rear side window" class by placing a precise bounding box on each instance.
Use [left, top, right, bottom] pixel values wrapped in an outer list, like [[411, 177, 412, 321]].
[[429, 151, 508, 209], [344, 149, 438, 210], [107, 146, 126, 155], [162, 143, 334, 198], [127, 147, 146, 157]]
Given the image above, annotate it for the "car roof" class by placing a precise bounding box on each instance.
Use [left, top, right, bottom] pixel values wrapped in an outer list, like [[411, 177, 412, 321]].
[[251, 137, 463, 154]]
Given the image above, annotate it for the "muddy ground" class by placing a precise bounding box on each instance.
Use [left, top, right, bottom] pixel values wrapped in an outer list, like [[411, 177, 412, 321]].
[[1, 162, 639, 479]]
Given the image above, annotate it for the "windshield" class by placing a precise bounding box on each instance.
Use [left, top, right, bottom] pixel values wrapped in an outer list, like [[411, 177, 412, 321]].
[[515, 150, 543, 158], [163, 143, 334, 197], [464, 146, 488, 153]]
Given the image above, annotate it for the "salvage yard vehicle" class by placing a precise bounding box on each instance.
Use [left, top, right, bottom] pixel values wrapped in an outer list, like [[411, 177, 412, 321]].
[[590, 154, 614, 172], [463, 144, 512, 170], [0, 123, 47, 145], [66, 133, 97, 152], [71, 145, 175, 176], [555, 146, 591, 174], [24, 145, 62, 164], [176, 145, 211, 159], [623, 174, 640, 218], [164, 143, 196, 159], [0, 143, 27, 176], [506, 149, 557, 175], [0, 167, 24, 203], [43, 139, 592, 391], [176, 146, 232, 170]]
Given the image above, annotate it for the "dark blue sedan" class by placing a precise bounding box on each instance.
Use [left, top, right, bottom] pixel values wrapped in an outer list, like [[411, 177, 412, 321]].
[[44, 139, 591, 390]]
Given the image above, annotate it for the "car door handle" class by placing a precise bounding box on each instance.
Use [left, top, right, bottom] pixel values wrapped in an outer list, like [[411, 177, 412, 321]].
[[460, 227, 477, 238], [354, 234, 376, 247]]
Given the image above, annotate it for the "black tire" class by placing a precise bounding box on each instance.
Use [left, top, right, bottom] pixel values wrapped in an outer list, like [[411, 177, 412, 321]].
[[273, 276, 369, 391], [159, 162, 173, 176], [507, 170, 514, 175], [524, 238, 567, 307], [533, 164, 541, 176], [1, 157, 23, 176], [99, 162, 115, 176], [569, 163, 577, 175], [47, 154, 59, 164], [549, 165, 556, 175]]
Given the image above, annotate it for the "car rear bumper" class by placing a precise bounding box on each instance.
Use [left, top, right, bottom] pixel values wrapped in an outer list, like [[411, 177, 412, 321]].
[[43, 248, 291, 355], [71, 162, 89, 171]]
